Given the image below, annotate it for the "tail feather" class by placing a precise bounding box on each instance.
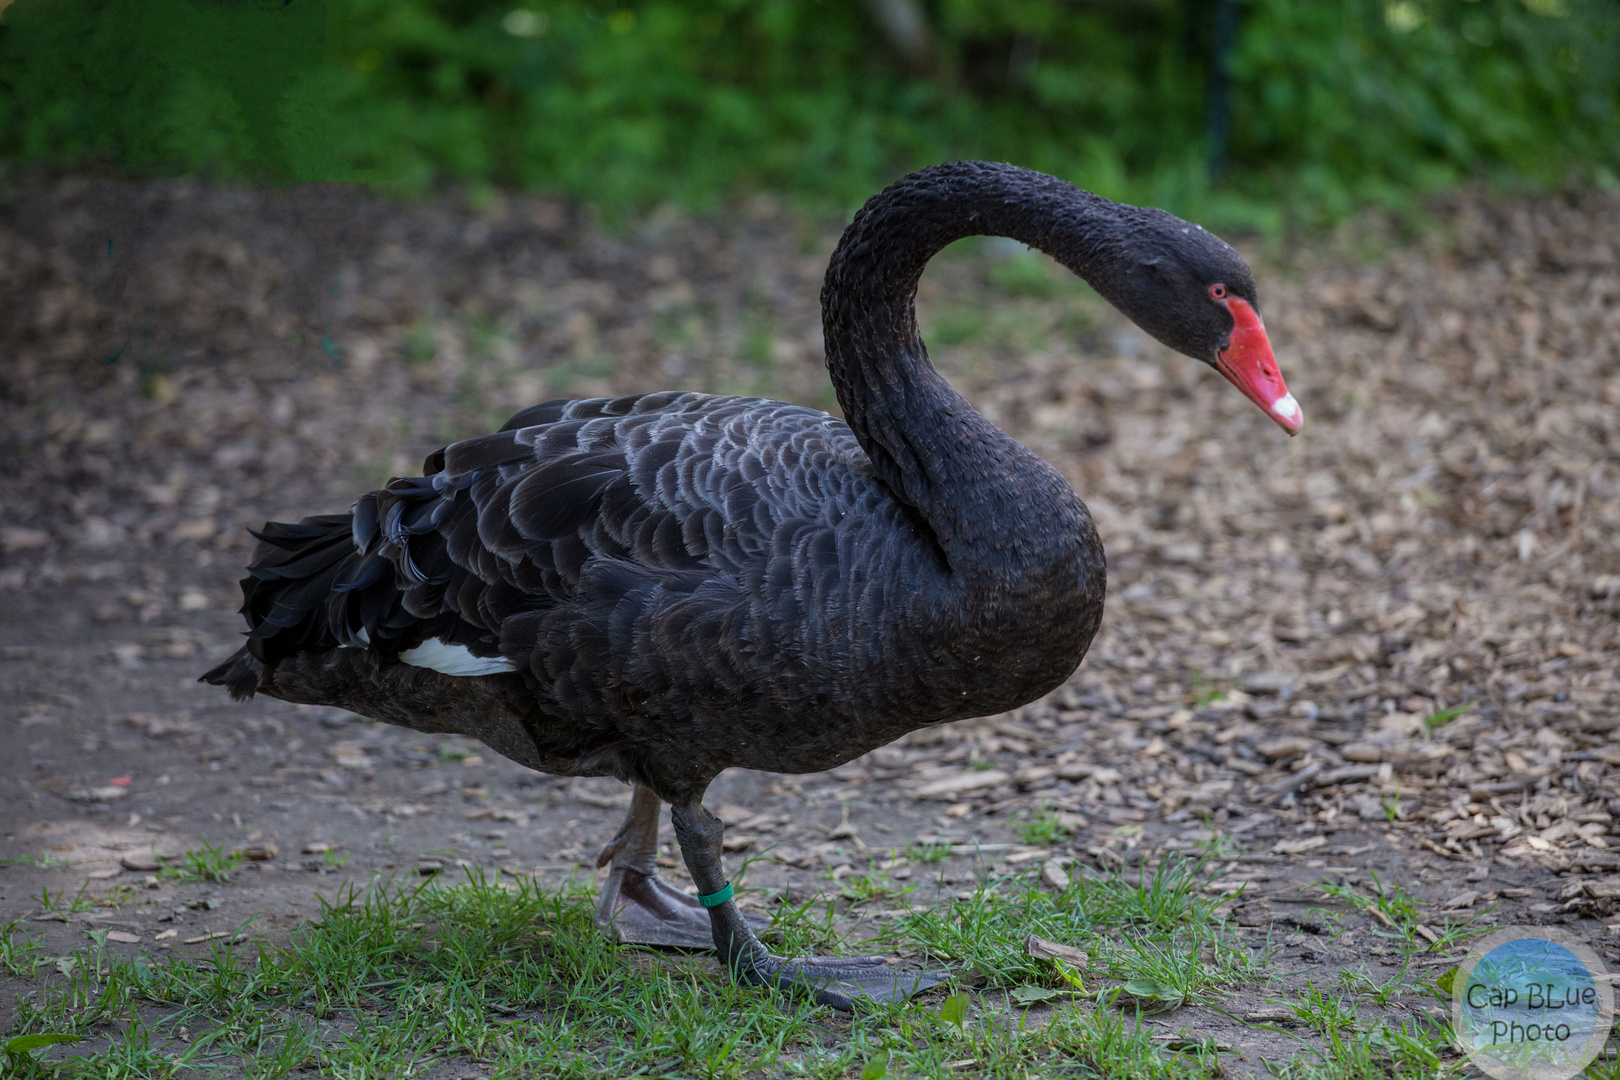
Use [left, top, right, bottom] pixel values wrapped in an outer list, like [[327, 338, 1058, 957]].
[[228, 511, 405, 666], [204, 464, 511, 690], [199, 645, 264, 700]]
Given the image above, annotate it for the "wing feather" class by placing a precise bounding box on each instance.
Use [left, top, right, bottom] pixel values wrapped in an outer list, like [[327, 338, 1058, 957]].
[[230, 390, 920, 739]]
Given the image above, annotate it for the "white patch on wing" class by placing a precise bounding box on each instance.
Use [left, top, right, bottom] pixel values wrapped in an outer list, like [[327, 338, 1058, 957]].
[[398, 639, 516, 676], [1271, 393, 1301, 421]]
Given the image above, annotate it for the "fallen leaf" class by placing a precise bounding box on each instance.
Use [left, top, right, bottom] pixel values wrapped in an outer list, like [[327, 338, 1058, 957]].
[[1118, 978, 1185, 1010]]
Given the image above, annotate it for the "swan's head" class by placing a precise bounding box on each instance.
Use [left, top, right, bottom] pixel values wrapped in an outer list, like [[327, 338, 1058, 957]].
[[1105, 210, 1301, 436]]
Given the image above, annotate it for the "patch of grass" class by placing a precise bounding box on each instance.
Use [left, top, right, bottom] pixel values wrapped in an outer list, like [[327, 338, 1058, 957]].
[[1339, 963, 1417, 1007], [836, 864, 912, 906], [1423, 701, 1474, 734], [1326, 870, 1493, 953], [0, 863, 1461, 1078], [903, 841, 955, 864], [0, 870, 908, 1074], [1266, 1016, 1450, 1080], [1045, 1008, 1223, 1080], [1318, 871, 1422, 942], [881, 857, 1243, 996], [98, 884, 141, 908], [1287, 982, 1359, 1034], [760, 888, 846, 957], [1, 921, 48, 978], [36, 884, 95, 915], [1190, 672, 1226, 708], [1192, 826, 1244, 863], [157, 844, 244, 885], [1103, 925, 1259, 1010], [2, 854, 68, 871], [1015, 802, 1072, 847]]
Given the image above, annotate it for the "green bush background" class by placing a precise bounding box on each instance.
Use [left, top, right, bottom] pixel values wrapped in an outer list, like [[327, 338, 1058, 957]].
[[0, 0, 1614, 224]]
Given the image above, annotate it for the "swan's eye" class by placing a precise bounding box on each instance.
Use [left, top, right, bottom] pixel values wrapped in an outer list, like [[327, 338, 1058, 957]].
[[1209, 283, 1228, 301]]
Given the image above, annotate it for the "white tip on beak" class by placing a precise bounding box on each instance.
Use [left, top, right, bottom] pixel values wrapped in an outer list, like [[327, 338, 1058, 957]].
[[1271, 393, 1301, 423]]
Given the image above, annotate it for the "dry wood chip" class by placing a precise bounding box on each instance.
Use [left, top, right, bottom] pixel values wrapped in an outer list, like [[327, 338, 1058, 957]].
[[183, 931, 230, 944], [1256, 736, 1317, 759], [1005, 848, 1049, 864], [912, 770, 1009, 799], [1272, 836, 1329, 855], [1042, 861, 1072, 891], [1367, 906, 1399, 930], [104, 930, 141, 944], [153, 929, 178, 941], [1316, 765, 1381, 786], [1416, 836, 1464, 860], [120, 849, 181, 871], [1245, 1007, 1295, 1022], [1024, 933, 1088, 968]]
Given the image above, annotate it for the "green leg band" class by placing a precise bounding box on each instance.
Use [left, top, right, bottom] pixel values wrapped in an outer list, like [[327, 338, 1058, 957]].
[[697, 881, 734, 907]]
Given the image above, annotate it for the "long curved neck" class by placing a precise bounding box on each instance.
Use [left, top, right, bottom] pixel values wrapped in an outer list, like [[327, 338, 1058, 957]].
[[821, 162, 1125, 576]]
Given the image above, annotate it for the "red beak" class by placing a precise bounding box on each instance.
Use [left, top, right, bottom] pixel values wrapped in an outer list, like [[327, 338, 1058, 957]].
[[1214, 297, 1301, 436]]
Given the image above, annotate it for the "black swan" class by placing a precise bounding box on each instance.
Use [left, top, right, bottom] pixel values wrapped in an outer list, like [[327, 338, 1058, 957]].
[[202, 161, 1300, 1009]]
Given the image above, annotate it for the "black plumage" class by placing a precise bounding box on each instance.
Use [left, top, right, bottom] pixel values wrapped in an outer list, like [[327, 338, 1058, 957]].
[[202, 161, 1295, 1007]]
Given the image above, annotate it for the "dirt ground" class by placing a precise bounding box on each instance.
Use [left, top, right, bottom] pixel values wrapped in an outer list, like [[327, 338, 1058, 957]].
[[2, 170, 1619, 1066]]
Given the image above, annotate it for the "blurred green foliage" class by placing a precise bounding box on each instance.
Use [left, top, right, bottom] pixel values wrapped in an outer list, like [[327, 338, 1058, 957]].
[[0, 0, 1613, 225]]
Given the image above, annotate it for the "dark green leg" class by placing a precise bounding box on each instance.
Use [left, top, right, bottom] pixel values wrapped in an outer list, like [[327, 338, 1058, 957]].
[[670, 800, 946, 1010]]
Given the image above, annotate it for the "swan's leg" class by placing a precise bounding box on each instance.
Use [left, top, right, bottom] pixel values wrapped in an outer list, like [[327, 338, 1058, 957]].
[[594, 782, 764, 949], [669, 800, 946, 1010]]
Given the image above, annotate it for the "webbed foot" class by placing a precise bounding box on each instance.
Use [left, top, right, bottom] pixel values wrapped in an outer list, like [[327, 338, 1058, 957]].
[[745, 953, 948, 1011], [596, 865, 768, 950]]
